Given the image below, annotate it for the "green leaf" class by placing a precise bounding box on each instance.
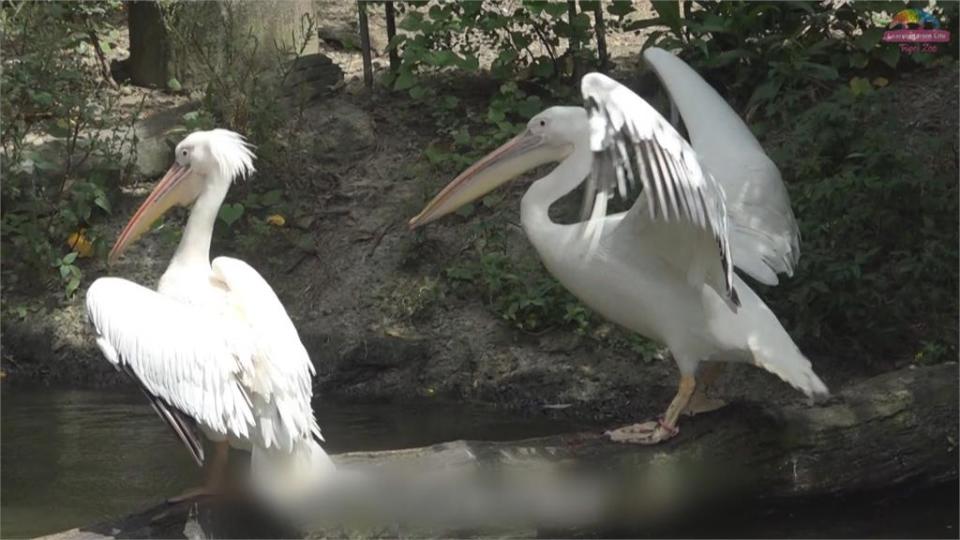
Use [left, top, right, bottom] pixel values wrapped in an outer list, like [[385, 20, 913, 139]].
[[910, 52, 934, 65], [33, 157, 60, 172], [167, 78, 182, 92], [748, 79, 782, 107], [802, 62, 838, 81], [849, 77, 872, 96], [394, 70, 416, 91], [608, 0, 634, 18], [261, 190, 283, 206], [690, 14, 732, 34], [571, 12, 592, 32], [32, 91, 54, 107], [386, 34, 406, 51], [62, 252, 78, 264], [49, 120, 71, 138], [878, 46, 900, 69], [218, 203, 244, 226], [855, 28, 883, 51], [651, 0, 683, 37], [409, 85, 428, 99], [532, 59, 554, 78], [455, 203, 475, 218], [849, 51, 869, 69], [66, 277, 81, 297], [703, 49, 752, 68], [517, 96, 543, 118], [458, 54, 480, 71], [432, 50, 460, 67], [544, 3, 567, 17], [442, 95, 460, 110], [423, 144, 449, 164], [398, 12, 424, 32], [94, 193, 111, 213], [487, 107, 506, 123], [482, 192, 504, 207]]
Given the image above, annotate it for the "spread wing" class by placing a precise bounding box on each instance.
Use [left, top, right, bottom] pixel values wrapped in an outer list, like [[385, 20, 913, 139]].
[[643, 47, 800, 285], [86, 259, 321, 466], [581, 71, 739, 308], [211, 256, 322, 450]]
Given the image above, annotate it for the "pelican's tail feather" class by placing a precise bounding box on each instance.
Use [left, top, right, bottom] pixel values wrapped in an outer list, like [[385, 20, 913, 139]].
[[748, 334, 829, 401], [251, 438, 335, 505]]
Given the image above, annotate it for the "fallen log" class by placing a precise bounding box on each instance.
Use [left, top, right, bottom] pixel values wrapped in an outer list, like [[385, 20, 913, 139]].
[[43, 362, 958, 539]]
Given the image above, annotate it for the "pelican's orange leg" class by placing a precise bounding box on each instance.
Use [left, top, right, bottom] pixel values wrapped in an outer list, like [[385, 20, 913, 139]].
[[684, 362, 727, 416], [167, 440, 230, 503], [607, 374, 696, 444]]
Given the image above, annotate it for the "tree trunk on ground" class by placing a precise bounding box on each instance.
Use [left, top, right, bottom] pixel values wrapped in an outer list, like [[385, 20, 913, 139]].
[[127, 1, 169, 88], [41, 363, 959, 539], [125, 0, 317, 90]]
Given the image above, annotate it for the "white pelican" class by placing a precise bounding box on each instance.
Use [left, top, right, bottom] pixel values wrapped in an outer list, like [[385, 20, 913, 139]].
[[86, 129, 332, 501], [409, 48, 828, 444]]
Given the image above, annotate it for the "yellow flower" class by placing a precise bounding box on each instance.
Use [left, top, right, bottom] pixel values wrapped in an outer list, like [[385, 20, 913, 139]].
[[266, 214, 286, 227], [66, 230, 94, 258]]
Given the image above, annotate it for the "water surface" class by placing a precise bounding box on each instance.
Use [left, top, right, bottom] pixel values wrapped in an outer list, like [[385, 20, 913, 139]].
[[1, 388, 580, 538], [3, 388, 956, 539]]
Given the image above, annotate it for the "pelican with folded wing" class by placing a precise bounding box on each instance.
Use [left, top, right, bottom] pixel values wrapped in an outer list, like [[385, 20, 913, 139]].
[[86, 129, 333, 500], [409, 48, 828, 444]]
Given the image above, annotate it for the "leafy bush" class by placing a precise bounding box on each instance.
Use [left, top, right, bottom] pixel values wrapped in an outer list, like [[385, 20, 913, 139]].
[[391, 1, 605, 169], [634, 0, 958, 120], [1, 1, 136, 297], [443, 221, 592, 334], [766, 83, 958, 363]]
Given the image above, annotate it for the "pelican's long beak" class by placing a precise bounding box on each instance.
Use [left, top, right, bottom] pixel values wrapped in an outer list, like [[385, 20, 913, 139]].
[[109, 163, 195, 264], [409, 130, 564, 229]]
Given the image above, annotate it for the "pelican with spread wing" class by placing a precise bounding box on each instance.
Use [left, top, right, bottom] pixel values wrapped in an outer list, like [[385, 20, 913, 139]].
[[409, 48, 827, 444], [86, 129, 332, 501]]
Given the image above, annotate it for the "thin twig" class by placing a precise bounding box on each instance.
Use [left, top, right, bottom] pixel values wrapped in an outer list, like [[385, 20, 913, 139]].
[[364, 221, 394, 261], [87, 30, 118, 88], [358, 0, 373, 89]]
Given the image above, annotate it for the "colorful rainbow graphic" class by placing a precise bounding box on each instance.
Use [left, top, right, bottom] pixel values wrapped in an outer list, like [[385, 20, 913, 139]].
[[889, 8, 941, 29]]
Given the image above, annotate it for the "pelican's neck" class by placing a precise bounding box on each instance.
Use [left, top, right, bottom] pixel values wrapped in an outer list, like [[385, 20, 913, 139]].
[[168, 179, 229, 271], [520, 142, 592, 255]]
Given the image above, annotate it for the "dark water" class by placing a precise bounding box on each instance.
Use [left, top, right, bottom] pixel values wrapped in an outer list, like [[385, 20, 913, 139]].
[[2, 389, 957, 539], [0, 388, 582, 538]]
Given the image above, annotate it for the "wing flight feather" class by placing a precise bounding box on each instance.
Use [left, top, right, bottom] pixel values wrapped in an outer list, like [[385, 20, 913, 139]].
[[581, 72, 739, 306]]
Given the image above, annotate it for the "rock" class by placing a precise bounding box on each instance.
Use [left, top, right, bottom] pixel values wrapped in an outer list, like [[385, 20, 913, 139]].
[[301, 97, 377, 162], [18, 101, 188, 181], [281, 53, 344, 102], [301, 332, 429, 399], [314, 1, 388, 53], [131, 103, 195, 177]]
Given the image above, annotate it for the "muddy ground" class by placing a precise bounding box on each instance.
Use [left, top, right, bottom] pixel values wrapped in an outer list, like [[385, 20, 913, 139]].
[[2, 11, 957, 426]]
